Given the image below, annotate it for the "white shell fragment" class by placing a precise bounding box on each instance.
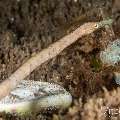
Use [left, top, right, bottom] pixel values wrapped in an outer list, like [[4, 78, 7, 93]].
[[0, 80, 72, 115], [114, 72, 120, 85], [100, 39, 120, 65]]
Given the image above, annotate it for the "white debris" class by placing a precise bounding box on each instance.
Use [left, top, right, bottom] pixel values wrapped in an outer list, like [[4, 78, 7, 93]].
[[100, 39, 120, 65]]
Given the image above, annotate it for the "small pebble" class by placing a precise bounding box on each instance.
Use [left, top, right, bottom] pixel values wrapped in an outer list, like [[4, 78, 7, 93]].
[[0, 80, 72, 115], [114, 72, 120, 85]]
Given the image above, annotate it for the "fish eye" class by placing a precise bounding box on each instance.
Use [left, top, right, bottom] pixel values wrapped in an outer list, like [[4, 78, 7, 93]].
[[95, 24, 99, 28]]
